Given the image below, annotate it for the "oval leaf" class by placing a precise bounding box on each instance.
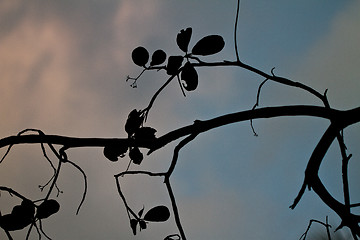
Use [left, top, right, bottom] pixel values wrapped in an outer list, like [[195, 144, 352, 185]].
[[125, 109, 143, 136], [150, 49, 167, 66], [21, 199, 36, 217], [143, 205, 170, 222], [132, 46, 149, 67], [166, 55, 183, 75], [11, 202, 35, 219], [176, 27, 192, 53], [191, 35, 225, 56], [0, 213, 32, 231], [134, 127, 157, 140], [129, 147, 143, 165], [103, 144, 128, 162], [181, 62, 198, 91], [36, 199, 60, 219]]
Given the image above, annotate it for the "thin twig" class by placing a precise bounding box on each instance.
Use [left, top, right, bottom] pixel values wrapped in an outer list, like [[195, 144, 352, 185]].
[[250, 78, 268, 136], [126, 68, 147, 88], [164, 133, 199, 240], [143, 74, 177, 121], [66, 159, 88, 215], [114, 174, 142, 220], [4, 230, 13, 240], [299, 217, 332, 240], [234, 0, 241, 62], [164, 179, 186, 240]]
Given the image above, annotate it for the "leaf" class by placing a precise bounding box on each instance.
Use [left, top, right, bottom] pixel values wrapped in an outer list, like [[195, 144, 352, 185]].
[[11, 205, 34, 219], [181, 62, 198, 91], [20, 199, 36, 217], [103, 144, 128, 162], [138, 206, 145, 218], [0, 213, 32, 231], [134, 127, 157, 141], [166, 55, 183, 75], [125, 109, 143, 136], [139, 220, 147, 230], [176, 27, 192, 53], [36, 199, 60, 219], [132, 46, 149, 67], [0, 200, 35, 231], [130, 219, 138, 235], [143, 205, 170, 222], [164, 234, 181, 240], [129, 147, 144, 165], [150, 49, 167, 66], [191, 35, 225, 56], [11, 205, 24, 216]]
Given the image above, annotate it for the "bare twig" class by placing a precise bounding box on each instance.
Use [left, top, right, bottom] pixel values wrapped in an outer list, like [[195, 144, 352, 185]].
[[66, 159, 88, 215], [299, 217, 332, 240], [250, 78, 268, 136], [234, 0, 241, 62]]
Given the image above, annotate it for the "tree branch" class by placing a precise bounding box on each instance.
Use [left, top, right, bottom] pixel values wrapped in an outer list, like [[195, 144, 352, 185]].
[[1, 106, 359, 155], [291, 121, 360, 237]]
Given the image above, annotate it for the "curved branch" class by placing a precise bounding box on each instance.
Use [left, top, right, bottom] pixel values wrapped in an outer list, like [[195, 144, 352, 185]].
[[191, 60, 327, 103], [0, 186, 30, 201], [291, 121, 360, 237], [66, 159, 88, 215], [1, 106, 359, 155], [151, 105, 359, 153], [143, 74, 177, 120]]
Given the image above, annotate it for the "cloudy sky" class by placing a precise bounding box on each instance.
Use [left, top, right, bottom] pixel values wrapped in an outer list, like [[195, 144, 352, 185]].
[[1, 0, 360, 239]]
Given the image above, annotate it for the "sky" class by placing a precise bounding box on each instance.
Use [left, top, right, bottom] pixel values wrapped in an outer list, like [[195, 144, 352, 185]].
[[0, 0, 360, 239]]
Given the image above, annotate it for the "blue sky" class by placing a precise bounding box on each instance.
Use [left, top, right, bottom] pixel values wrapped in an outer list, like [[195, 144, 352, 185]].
[[1, 1, 360, 239]]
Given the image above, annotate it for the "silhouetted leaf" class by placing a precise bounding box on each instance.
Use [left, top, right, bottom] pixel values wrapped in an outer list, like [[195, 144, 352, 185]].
[[0, 213, 32, 231], [103, 144, 128, 162], [129, 147, 143, 165], [125, 109, 143, 136], [11, 200, 35, 220], [191, 35, 225, 56], [0, 200, 35, 231], [20, 199, 36, 217], [143, 205, 170, 222], [166, 56, 183, 75], [139, 220, 147, 230], [138, 206, 145, 218], [36, 199, 60, 219], [132, 46, 149, 67], [134, 127, 157, 140], [150, 49, 167, 66], [130, 219, 138, 235], [164, 234, 181, 240], [176, 27, 192, 53], [181, 62, 198, 91], [11, 205, 24, 216]]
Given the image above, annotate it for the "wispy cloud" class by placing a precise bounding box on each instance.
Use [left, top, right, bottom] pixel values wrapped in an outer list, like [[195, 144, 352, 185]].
[[1, 1, 359, 239], [293, 0, 360, 109]]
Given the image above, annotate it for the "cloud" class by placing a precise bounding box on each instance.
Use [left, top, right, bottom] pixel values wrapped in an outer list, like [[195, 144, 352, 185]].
[[0, 1, 191, 239], [293, 0, 360, 109], [1, 1, 359, 239]]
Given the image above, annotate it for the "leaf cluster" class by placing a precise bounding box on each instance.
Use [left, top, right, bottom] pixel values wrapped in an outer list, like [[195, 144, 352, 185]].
[[129, 205, 170, 235], [0, 199, 59, 233], [130, 27, 225, 93], [103, 109, 156, 166]]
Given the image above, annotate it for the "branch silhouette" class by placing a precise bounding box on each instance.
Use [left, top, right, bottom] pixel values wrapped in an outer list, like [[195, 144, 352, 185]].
[[1, 106, 356, 152]]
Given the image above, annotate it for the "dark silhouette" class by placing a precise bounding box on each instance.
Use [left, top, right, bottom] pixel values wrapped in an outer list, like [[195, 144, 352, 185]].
[[1, 1, 359, 239]]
